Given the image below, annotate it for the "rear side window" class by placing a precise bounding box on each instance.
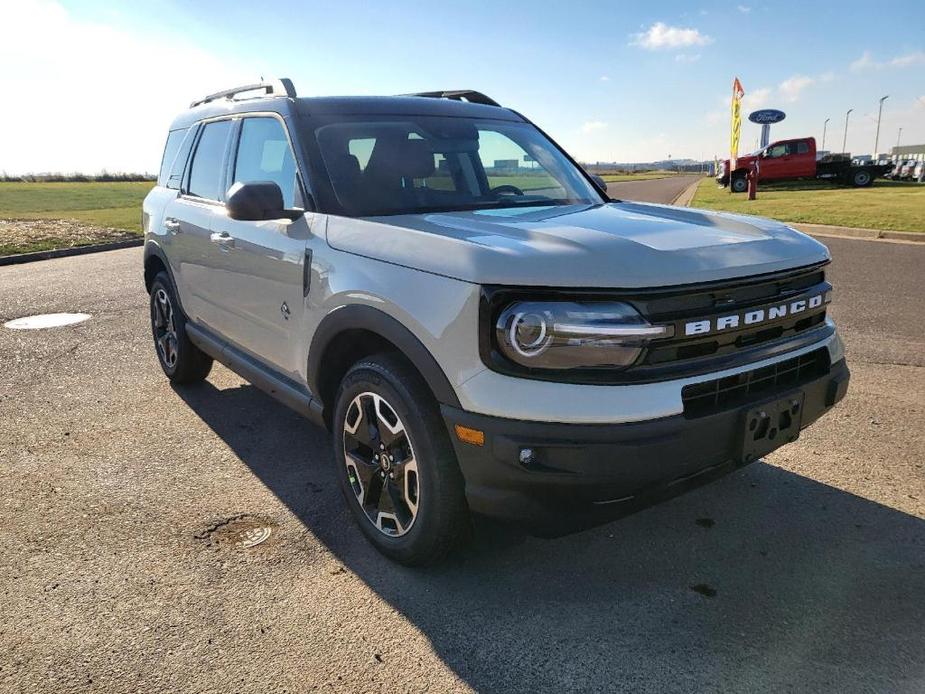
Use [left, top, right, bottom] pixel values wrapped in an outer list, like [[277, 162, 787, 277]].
[[797, 141, 810, 154], [158, 129, 187, 186], [187, 120, 232, 201], [233, 117, 299, 208]]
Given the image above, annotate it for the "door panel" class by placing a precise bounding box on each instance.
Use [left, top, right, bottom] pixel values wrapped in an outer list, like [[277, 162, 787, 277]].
[[205, 212, 313, 374], [194, 114, 311, 374], [163, 196, 223, 323]]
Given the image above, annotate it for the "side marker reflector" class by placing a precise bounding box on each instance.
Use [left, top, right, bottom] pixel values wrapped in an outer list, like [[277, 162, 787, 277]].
[[454, 424, 485, 447]]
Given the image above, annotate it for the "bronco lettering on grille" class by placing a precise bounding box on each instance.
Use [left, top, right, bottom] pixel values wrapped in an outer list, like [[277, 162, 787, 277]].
[[684, 294, 825, 337]]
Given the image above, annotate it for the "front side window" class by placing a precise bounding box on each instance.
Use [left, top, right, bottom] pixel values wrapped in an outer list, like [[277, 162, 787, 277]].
[[187, 120, 232, 201], [233, 117, 299, 208], [314, 116, 602, 216], [767, 144, 789, 158]]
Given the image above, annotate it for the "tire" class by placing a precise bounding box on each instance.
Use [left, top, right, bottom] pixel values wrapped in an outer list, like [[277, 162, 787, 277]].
[[149, 272, 213, 384], [852, 170, 872, 187], [730, 175, 748, 193], [333, 353, 469, 565]]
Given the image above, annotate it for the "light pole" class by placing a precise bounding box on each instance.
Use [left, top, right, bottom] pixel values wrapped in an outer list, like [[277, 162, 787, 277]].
[[897, 127, 903, 148], [874, 95, 889, 157], [822, 118, 830, 151], [842, 109, 853, 155]]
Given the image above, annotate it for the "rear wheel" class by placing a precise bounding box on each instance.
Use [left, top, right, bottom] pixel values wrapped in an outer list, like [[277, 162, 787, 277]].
[[852, 169, 873, 187], [730, 175, 748, 193], [333, 354, 469, 565], [149, 272, 212, 383]]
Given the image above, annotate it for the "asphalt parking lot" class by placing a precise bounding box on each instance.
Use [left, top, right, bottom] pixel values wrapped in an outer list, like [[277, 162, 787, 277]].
[[1, 186, 923, 692]]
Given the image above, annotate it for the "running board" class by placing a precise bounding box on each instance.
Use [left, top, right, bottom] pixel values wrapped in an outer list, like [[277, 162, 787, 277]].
[[185, 322, 325, 427]]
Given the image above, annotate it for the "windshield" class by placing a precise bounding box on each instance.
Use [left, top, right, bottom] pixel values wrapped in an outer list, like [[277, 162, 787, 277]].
[[314, 116, 603, 216]]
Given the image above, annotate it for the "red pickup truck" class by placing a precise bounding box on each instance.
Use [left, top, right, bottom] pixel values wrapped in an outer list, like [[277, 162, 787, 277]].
[[717, 137, 892, 192]]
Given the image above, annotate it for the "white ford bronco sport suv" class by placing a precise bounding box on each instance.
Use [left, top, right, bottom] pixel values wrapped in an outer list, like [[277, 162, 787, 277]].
[[143, 79, 849, 565]]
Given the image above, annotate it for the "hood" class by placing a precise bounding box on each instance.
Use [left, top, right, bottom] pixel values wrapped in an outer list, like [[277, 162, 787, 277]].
[[724, 154, 757, 168], [325, 201, 830, 288]]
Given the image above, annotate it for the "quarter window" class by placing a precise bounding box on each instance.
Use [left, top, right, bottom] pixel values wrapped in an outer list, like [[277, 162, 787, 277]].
[[158, 128, 187, 186], [234, 117, 299, 208], [187, 120, 232, 201]]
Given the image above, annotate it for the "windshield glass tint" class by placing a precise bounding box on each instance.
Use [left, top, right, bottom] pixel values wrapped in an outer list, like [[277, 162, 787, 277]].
[[314, 117, 602, 216]]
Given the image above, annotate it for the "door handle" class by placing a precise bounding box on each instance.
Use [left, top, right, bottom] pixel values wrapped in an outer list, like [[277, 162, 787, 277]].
[[164, 218, 181, 234], [209, 232, 235, 249]]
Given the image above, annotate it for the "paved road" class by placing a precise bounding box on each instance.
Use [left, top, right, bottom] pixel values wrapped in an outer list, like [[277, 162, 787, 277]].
[[1, 236, 923, 692], [606, 174, 701, 204]]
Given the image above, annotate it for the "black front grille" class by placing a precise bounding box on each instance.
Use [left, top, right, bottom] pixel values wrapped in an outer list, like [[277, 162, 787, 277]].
[[480, 262, 832, 385], [681, 348, 829, 418]]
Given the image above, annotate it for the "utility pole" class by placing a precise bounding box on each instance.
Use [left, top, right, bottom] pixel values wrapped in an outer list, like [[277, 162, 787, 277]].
[[874, 95, 889, 156], [842, 109, 853, 155], [821, 118, 830, 151], [897, 127, 903, 148]]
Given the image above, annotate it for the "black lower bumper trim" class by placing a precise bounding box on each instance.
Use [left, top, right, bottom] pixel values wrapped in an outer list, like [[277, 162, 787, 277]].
[[442, 358, 849, 532]]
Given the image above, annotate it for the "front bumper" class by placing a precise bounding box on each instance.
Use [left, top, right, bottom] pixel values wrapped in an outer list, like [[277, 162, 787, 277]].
[[442, 358, 849, 532]]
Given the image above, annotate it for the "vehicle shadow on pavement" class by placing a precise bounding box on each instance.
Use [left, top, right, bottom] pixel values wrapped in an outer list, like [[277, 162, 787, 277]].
[[176, 381, 925, 693]]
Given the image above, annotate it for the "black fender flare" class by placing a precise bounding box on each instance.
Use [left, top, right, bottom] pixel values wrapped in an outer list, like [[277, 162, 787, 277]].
[[307, 304, 461, 409], [143, 240, 188, 315], [143, 240, 171, 290]]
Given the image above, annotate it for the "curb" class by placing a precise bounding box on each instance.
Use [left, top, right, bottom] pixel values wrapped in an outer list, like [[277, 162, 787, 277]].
[[0, 238, 143, 267], [789, 223, 924, 244], [673, 178, 704, 207]]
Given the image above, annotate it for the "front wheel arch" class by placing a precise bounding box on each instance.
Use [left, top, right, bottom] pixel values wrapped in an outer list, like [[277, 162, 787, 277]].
[[308, 305, 462, 427]]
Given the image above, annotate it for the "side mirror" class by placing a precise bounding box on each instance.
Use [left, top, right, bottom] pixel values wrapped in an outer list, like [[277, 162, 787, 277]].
[[225, 181, 286, 221], [590, 174, 609, 194]]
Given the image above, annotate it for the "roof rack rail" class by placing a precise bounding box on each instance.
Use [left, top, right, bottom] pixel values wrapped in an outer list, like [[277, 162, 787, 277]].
[[403, 90, 501, 107], [190, 78, 297, 108]]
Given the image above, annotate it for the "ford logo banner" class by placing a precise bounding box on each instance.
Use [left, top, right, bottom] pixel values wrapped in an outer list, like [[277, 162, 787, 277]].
[[748, 109, 786, 124]]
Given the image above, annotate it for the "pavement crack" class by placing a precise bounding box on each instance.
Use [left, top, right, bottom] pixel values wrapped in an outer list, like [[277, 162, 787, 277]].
[[193, 513, 257, 540]]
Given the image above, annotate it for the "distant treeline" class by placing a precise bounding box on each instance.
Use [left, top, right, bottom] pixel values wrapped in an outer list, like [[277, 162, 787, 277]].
[[0, 172, 156, 182]]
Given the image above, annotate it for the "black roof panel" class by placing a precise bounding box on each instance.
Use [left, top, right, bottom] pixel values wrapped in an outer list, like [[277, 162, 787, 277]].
[[168, 94, 523, 130]]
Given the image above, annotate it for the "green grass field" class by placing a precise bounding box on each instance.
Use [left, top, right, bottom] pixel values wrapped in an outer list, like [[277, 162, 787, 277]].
[[0, 181, 154, 255], [0, 181, 154, 232], [691, 178, 925, 233]]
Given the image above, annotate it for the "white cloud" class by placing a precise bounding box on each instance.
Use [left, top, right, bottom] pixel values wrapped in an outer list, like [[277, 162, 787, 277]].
[[742, 87, 772, 111], [778, 75, 814, 103], [630, 22, 713, 50], [737, 5, 751, 13], [851, 50, 925, 71], [581, 121, 608, 133], [891, 51, 925, 67], [599, 75, 610, 82], [850, 51, 874, 71], [675, 53, 701, 63]]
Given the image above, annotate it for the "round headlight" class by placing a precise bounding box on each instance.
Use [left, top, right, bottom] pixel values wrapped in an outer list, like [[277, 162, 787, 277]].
[[509, 310, 550, 357], [494, 300, 670, 371]]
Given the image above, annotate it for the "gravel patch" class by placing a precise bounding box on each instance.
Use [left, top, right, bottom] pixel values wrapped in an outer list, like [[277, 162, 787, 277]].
[[0, 218, 138, 255]]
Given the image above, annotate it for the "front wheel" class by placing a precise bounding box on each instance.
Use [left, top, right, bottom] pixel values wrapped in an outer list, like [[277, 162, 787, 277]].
[[333, 354, 469, 565], [730, 175, 748, 193]]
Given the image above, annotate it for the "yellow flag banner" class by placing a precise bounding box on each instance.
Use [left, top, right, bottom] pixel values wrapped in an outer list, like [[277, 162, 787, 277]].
[[730, 77, 745, 170]]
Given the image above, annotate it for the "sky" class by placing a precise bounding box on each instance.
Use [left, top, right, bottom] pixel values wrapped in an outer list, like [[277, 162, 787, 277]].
[[1, 0, 923, 174]]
